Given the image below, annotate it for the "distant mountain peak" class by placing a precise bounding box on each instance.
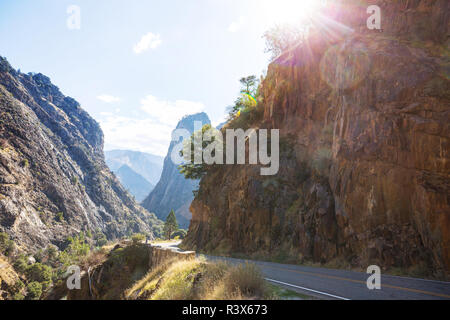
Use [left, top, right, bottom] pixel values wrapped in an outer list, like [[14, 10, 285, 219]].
[[176, 112, 210, 131], [141, 113, 211, 228]]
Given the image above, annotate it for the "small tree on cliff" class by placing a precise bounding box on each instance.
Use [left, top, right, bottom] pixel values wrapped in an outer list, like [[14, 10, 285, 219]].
[[164, 210, 179, 240], [240, 76, 258, 95], [227, 75, 259, 119]]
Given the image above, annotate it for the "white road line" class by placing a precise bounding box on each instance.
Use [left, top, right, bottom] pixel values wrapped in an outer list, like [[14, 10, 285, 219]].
[[265, 278, 351, 300]]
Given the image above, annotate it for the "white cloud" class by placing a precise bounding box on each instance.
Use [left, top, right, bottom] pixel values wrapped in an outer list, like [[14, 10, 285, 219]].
[[97, 95, 120, 103], [100, 115, 173, 156], [228, 16, 245, 32], [99, 95, 206, 156], [133, 32, 162, 54], [140, 95, 205, 126]]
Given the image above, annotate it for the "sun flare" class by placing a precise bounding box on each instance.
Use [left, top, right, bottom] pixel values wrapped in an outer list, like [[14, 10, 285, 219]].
[[260, 0, 324, 26]]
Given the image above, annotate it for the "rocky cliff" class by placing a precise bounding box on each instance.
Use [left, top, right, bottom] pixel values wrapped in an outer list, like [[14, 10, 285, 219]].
[[184, 0, 449, 278], [142, 113, 211, 228], [0, 57, 162, 252]]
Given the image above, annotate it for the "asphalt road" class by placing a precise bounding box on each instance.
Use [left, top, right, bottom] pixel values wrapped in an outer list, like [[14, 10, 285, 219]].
[[156, 241, 450, 300], [205, 256, 450, 300]]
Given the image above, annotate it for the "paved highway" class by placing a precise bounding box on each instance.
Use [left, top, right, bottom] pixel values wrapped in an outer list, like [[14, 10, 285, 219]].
[[156, 241, 450, 300], [206, 256, 450, 300]]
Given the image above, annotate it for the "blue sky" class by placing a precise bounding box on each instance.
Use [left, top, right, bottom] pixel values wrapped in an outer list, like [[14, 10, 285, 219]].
[[0, 0, 314, 155]]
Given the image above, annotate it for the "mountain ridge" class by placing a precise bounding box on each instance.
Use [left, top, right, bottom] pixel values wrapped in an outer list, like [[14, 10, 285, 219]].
[[0, 56, 163, 251]]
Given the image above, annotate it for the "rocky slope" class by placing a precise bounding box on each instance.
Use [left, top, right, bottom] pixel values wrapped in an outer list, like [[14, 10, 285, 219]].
[[142, 113, 210, 228], [0, 254, 21, 300], [0, 57, 162, 252], [184, 0, 449, 278]]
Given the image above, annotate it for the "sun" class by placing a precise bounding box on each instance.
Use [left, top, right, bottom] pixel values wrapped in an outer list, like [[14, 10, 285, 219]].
[[260, 0, 324, 26]]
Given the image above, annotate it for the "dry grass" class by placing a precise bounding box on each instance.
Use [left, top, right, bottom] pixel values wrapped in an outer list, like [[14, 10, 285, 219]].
[[222, 263, 265, 298], [125, 258, 179, 299], [0, 254, 20, 287], [79, 248, 109, 270], [126, 258, 270, 300]]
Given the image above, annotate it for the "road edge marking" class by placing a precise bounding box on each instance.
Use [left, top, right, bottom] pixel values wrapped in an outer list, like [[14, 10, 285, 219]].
[[263, 265, 450, 299], [265, 278, 351, 300]]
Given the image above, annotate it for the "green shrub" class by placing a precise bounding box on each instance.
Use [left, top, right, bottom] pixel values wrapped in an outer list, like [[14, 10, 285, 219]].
[[13, 255, 29, 274], [55, 212, 65, 222], [71, 176, 78, 185], [227, 105, 264, 130], [40, 280, 52, 291], [171, 229, 187, 240], [20, 159, 29, 168], [126, 219, 139, 235], [96, 236, 108, 247], [0, 232, 15, 256], [11, 280, 25, 294], [26, 262, 53, 283], [13, 293, 25, 300], [46, 245, 59, 263], [94, 230, 108, 247], [131, 233, 145, 244], [58, 235, 90, 267], [26, 282, 42, 300], [34, 249, 44, 263]]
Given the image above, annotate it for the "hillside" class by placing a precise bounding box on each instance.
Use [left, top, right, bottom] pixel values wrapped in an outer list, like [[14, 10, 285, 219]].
[[183, 0, 450, 279], [0, 57, 163, 252], [48, 242, 276, 301], [142, 113, 211, 228], [0, 253, 22, 300]]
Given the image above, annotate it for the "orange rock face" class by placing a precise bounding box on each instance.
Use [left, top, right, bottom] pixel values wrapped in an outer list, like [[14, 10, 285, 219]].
[[184, 0, 449, 277]]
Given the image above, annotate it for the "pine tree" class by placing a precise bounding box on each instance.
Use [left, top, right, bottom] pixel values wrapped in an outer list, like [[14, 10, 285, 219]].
[[164, 210, 179, 240]]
